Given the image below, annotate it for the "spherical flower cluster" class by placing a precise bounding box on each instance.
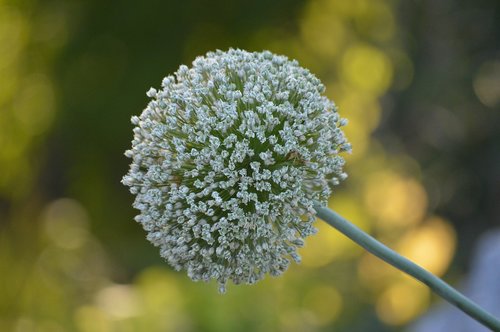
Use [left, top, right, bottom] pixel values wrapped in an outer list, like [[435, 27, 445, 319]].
[[122, 49, 351, 292]]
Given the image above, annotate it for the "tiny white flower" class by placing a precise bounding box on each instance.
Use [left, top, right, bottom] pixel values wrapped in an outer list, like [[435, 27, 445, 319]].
[[123, 49, 351, 292]]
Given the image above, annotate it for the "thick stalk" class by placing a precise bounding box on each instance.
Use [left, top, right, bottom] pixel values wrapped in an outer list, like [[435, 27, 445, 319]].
[[314, 203, 500, 331]]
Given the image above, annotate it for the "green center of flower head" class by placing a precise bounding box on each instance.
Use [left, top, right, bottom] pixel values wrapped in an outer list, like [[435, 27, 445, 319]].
[[122, 49, 351, 293]]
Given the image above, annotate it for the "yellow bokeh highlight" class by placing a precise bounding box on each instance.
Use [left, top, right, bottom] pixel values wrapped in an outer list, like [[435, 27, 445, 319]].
[[135, 267, 183, 311], [351, 0, 396, 42], [96, 284, 140, 319], [14, 318, 65, 332], [333, 88, 383, 160], [329, 194, 371, 236], [363, 171, 428, 229], [0, 65, 20, 108], [300, 221, 347, 268], [322, 0, 359, 17], [358, 253, 396, 291], [300, 6, 347, 58], [0, 6, 28, 72], [14, 74, 56, 136], [42, 198, 90, 250], [301, 194, 368, 267], [279, 309, 312, 332], [342, 122, 370, 161], [397, 216, 456, 277], [74, 306, 111, 332], [341, 43, 393, 95], [337, 91, 382, 133], [473, 60, 500, 108], [376, 281, 430, 325], [302, 285, 343, 326]]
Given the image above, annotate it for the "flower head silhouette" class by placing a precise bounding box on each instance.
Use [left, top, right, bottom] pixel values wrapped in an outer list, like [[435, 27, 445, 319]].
[[123, 49, 351, 292]]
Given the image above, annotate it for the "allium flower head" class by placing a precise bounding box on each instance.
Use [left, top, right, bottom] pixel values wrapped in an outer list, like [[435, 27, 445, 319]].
[[122, 49, 351, 292]]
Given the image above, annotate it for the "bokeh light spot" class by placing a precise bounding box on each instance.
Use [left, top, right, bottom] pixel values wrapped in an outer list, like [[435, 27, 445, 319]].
[[301, 221, 360, 268], [42, 198, 90, 250], [14, 74, 56, 136], [376, 281, 430, 325], [302, 285, 343, 326], [341, 43, 393, 95], [0, 7, 28, 72], [96, 284, 140, 319], [135, 267, 185, 320], [473, 60, 500, 108], [358, 253, 395, 291], [352, 0, 395, 42], [397, 216, 456, 276], [301, 195, 367, 268], [74, 306, 111, 332], [300, 3, 346, 58], [363, 171, 428, 229]]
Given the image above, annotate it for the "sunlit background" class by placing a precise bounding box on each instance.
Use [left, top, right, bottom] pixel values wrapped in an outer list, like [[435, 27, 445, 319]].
[[1, 0, 499, 331]]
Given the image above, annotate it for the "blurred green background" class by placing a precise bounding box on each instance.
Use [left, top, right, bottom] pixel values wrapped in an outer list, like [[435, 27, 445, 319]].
[[1, 0, 499, 331]]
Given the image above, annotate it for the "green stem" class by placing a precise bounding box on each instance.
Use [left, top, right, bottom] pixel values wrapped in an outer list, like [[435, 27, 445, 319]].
[[313, 203, 500, 331]]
